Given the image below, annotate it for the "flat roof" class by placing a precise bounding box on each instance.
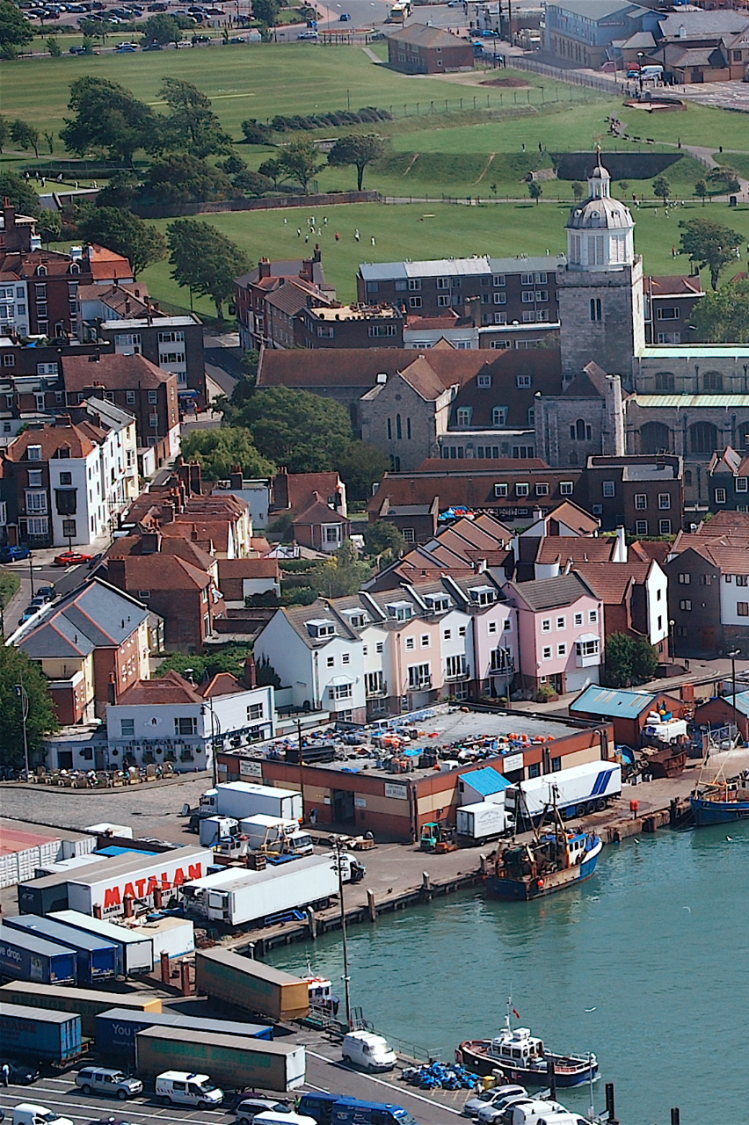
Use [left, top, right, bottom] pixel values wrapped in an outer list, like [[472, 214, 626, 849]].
[[100, 317, 196, 329], [638, 346, 749, 359], [0, 817, 90, 857], [359, 255, 564, 281], [632, 394, 749, 408]]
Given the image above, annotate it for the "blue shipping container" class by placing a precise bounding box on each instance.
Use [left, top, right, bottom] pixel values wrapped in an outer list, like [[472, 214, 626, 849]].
[[4, 915, 118, 984], [96, 1007, 273, 1062], [0, 1001, 82, 1063], [0, 922, 77, 985]]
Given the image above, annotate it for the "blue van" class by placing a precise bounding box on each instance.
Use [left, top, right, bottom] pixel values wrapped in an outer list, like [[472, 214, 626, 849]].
[[298, 1094, 417, 1125]]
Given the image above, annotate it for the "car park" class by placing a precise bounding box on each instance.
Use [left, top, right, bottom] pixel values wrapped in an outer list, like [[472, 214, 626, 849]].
[[11, 1107, 74, 1125], [53, 551, 93, 567], [0, 546, 30, 563], [0, 1061, 40, 1085], [235, 1098, 292, 1125], [76, 1069, 144, 1100]]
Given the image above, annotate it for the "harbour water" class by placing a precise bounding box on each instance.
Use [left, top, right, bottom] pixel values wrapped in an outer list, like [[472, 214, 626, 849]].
[[267, 822, 749, 1124]]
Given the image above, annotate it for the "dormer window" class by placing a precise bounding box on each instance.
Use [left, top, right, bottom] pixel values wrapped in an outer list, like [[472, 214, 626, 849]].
[[477, 374, 492, 388], [342, 609, 367, 628], [387, 601, 413, 622], [425, 593, 450, 613], [470, 585, 496, 606], [27, 445, 42, 461], [306, 618, 336, 639], [36, 266, 47, 277], [70, 263, 80, 274]]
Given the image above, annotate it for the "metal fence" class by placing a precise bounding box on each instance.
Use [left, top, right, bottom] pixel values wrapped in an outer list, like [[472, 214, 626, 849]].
[[509, 54, 625, 94]]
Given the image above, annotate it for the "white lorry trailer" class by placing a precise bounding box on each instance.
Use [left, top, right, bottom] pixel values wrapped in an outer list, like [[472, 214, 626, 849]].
[[199, 783, 303, 823], [239, 815, 313, 856], [506, 761, 622, 827], [183, 854, 340, 927], [456, 801, 513, 845]]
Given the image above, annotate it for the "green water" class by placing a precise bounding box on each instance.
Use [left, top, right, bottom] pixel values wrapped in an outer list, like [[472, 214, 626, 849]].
[[267, 824, 749, 1125]]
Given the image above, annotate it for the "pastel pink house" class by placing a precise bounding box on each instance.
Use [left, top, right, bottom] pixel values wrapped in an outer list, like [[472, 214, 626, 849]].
[[504, 573, 604, 696]]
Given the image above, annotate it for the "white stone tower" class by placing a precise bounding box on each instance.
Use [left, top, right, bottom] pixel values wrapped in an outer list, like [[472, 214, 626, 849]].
[[557, 152, 644, 388]]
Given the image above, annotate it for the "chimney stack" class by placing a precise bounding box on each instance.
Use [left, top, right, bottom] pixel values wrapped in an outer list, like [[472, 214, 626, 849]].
[[243, 656, 257, 689]]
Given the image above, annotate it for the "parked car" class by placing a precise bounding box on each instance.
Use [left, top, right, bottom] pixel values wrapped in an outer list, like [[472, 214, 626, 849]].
[[235, 1098, 292, 1125], [463, 1086, 528, 1118], [76, 1068, 143, 1100], [297, 29, 317, 37], [36, 586, 55, 601], [142, 39, 162, 46], [0, 1061, 40, 1085], [53, 551, 93, 567], [0, 545, 30, 563], [339, 10, 350, 18], [191, 32, 209, 41], [116, 41, 136, 49]]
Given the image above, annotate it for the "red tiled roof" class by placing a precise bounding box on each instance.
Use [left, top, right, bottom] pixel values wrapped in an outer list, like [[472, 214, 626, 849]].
[[62, 353, 171, 391], [572, 561, 652, 603], [535, 538, 617, 565], [117, 670, 204, 705], [5, 421, 98, 461], [114, 554, 212, 590]]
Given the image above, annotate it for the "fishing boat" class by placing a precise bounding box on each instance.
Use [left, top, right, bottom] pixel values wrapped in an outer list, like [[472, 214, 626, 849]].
[[690, 774, 749, 826], [457, 1002, 597, 1087], [485, 808, 602, 901]]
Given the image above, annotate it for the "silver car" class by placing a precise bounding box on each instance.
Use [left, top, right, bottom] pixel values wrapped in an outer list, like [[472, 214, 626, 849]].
[[464, 1086, 528, 1118]]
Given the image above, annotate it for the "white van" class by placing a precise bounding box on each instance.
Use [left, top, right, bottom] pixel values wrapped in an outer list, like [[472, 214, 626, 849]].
[[155, 1071, 224, 1109], [253, 1114, 317, 1125], [342, 1030, 397, 1072], [508, 1101, 569, 1125], [11, 1107, 74, 1125], [537, 1116, 589, 1125]]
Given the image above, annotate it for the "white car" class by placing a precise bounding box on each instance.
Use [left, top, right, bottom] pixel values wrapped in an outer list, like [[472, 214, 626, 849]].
[[464, 1086, 528, 1118]]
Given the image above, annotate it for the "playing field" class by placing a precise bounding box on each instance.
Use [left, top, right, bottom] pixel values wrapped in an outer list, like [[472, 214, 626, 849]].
[[137, 197, 749, 317]]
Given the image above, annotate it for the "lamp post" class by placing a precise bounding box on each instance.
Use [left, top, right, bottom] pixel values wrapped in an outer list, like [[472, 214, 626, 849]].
[[202, 696, 221, 787], [637, 52, 644, 95], [14, 680, 30, 780], [728, 649, 740, 741], [669, 619, 675, 662], [332, 836, 352, 1029]]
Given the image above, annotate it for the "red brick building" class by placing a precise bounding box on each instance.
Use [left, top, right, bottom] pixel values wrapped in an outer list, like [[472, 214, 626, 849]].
[[387, 23, 474, 74]]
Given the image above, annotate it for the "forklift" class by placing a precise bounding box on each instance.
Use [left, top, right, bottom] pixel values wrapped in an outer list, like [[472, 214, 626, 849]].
[[419, 821, 458, 853]]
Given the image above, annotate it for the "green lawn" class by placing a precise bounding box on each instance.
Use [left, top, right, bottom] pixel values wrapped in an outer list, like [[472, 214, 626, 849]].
[[137, 197, 749, 315]]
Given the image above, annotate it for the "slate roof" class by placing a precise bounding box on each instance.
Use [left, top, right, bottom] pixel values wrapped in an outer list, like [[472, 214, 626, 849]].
[[18, 578, 151, 659], [388, 21, 471, 47], [506, 572, 595, 612]]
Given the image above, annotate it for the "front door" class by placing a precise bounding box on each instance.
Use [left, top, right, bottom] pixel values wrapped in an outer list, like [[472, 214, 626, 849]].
[[333, 789, 355, 824]]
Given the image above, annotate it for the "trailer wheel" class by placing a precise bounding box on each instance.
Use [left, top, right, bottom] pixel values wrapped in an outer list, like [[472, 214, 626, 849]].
[[585, 801, 597, 815], [117, 1090, 128, 1101], [81, 1085, 92, 1096], [596, 799, 606, 812], [576, 804, 587, 817]]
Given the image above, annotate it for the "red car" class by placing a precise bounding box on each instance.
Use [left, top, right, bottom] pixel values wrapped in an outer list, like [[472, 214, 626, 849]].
[[53, 551, 93, 567]]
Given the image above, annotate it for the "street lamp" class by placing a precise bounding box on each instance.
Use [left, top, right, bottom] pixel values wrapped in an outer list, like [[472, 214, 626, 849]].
[[669, 619, 675, 662], [14, 680, 30, 780], [728, 649, 740, 742], [201, 695, 221, 787], [637, 52, 644, 95], [332, 836, 352, 1029]]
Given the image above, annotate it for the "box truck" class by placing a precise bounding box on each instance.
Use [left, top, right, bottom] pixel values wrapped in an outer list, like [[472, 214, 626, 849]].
[[50, 909, 154, 974], [0, 981, 161, 1038], [184, 854, 338, 927], [507, 761, 622, 827], [64, 846, 212, 917], [0, 923, 77, 985], [96, 1006, 273, 1063], [456, 801, 513, 846], [136, 1026, 306, 1092], [199, 816, 240, 848], [0, 1002, 83, 1065], [199, 782, 303, 823], [4, 914, 118, 984], [195, 947, 309, 1021], [240, 815, 314, 856]]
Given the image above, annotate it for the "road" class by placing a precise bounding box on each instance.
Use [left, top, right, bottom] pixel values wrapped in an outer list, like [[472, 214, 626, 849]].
[[0, 1036, 463, 1124]]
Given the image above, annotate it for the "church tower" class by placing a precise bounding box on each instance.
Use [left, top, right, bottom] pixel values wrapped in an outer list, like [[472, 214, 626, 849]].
[[557, 154, 644, 388]]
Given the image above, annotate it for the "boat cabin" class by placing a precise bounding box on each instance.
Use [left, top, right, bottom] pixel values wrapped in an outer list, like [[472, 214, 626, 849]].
[[488, 1027, 545, 1065]]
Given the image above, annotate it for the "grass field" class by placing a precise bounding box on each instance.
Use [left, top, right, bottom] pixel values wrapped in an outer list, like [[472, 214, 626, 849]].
[[133, 197, 749, 316]]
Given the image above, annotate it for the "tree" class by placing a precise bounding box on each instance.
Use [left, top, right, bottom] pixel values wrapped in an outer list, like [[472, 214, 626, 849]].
[[527, 180, 542, 205], [277, 137, 323, 194], [257, 158, 285, 191], [179, 426, 275, 480], [618, 181, 629, 194], [603, 632, 658, 688], [43, 130, 55, 155], [231, 386, 352, 472], [140, 12, 185, 43], [327, 134, 385, 191], [155, 644, 255, 682], [0, 116, 8, 152], [652, 175, 670, 204], [252, 0, 279, 23], [240, 118, 272, 145], [220, 154, 246, 176], [10, 119, 40, 159], [145, 154, 232, 203], [571, 181, 584, 202], [337, 441, 389, 501], [95, 169, 140, 209], [46, 34, 61, 55], [707, 166, 741, 195], [0, 0, 34, 50], [0, 646, 59, 772], [312, 541, 371, 599], [679, 216, 742, 290], [61, 77, 156, 165], [167, 218, 249, 320], [76, 206, 167, 276], [232, 168, 274, 198], [38, 210, 62, 244], [695, 179, 708, 206], [690, 278, 749, 344], [159, 77, 232, 158], [365, 520, 405, 559], [0, 171, 41, 217]]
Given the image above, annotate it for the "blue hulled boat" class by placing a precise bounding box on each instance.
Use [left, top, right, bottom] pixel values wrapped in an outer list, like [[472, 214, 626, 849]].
[[690, 778, 749, 826], [486, 826, 602, 901]]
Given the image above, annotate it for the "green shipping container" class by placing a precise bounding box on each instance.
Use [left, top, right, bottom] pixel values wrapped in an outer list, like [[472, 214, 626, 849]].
[[195, 947, 309, 1021], [136, 1026, 306, 1092]]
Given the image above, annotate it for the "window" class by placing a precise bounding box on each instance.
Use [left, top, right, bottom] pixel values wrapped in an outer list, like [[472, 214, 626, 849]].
[[443, 628, 452, 641], [678, 572, 691, 586], [446, 654, 467, 679], [2, 355, 14, 367], [120, 719, 135, 737], [477, 374, 492, 388], [737, 575, 748, 587], [574, 612, 583, 627], [62, 519, 76, 539], [541, 618, 551, 633], [560, 481, 573, 496], [656, 307, 679, 321], [332, 683, 353, 701], [492, 406, 508, 426], [516, 374, 532, 388], [570, 419, 591, 442], [493, 312, 507, 325], [420, 634, 430, 648], [576, 639, 599, 658], [408, 662, 431, 689], [635, 494, 647, 510], [736, 477, 748, 493], [27, 445, 41, 461], [408, 296, 422, 309], [27, 469, 42, 487], [521, 291, 535, 304], [556, 616, 566, 630], [342, 653, 350, 665], [589, 610, 598, 623], [493, 291, 507, 305], [494, 483, 508, 497], [326, 655, 335, 668], [405, 637, 415, 651], [175, 716, 197, 736], [542, 646, 552, 661], [738, 602, 749, 617], [590, 298, 602, 322], [602, 481, 615, 498], [520, 273, 533, 285], [655, 371, 675, 392], [26, 517, 48, 536], [715, 488, 727, 504], [515, 483, 529, 497], [456, 407, 472, 426], [459, 625, 466, 636], [437, 294, 450, 308], [408, 279, 421, 291], [535, 483, 549, 496], [557, 643, 567, 657], [247, 703, 264, 721], [699, 574, 712, 586], [25, 491, 47, 514], [657, 493, 671, 510], [659, 519, 672, 535], [488, 621, 497, 634], [679, 599, 692, 611], [376, 641, 384, 654], [703, 371, 723, 392], [535, 291, 548, 303], [493, 274, 506, 286]]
